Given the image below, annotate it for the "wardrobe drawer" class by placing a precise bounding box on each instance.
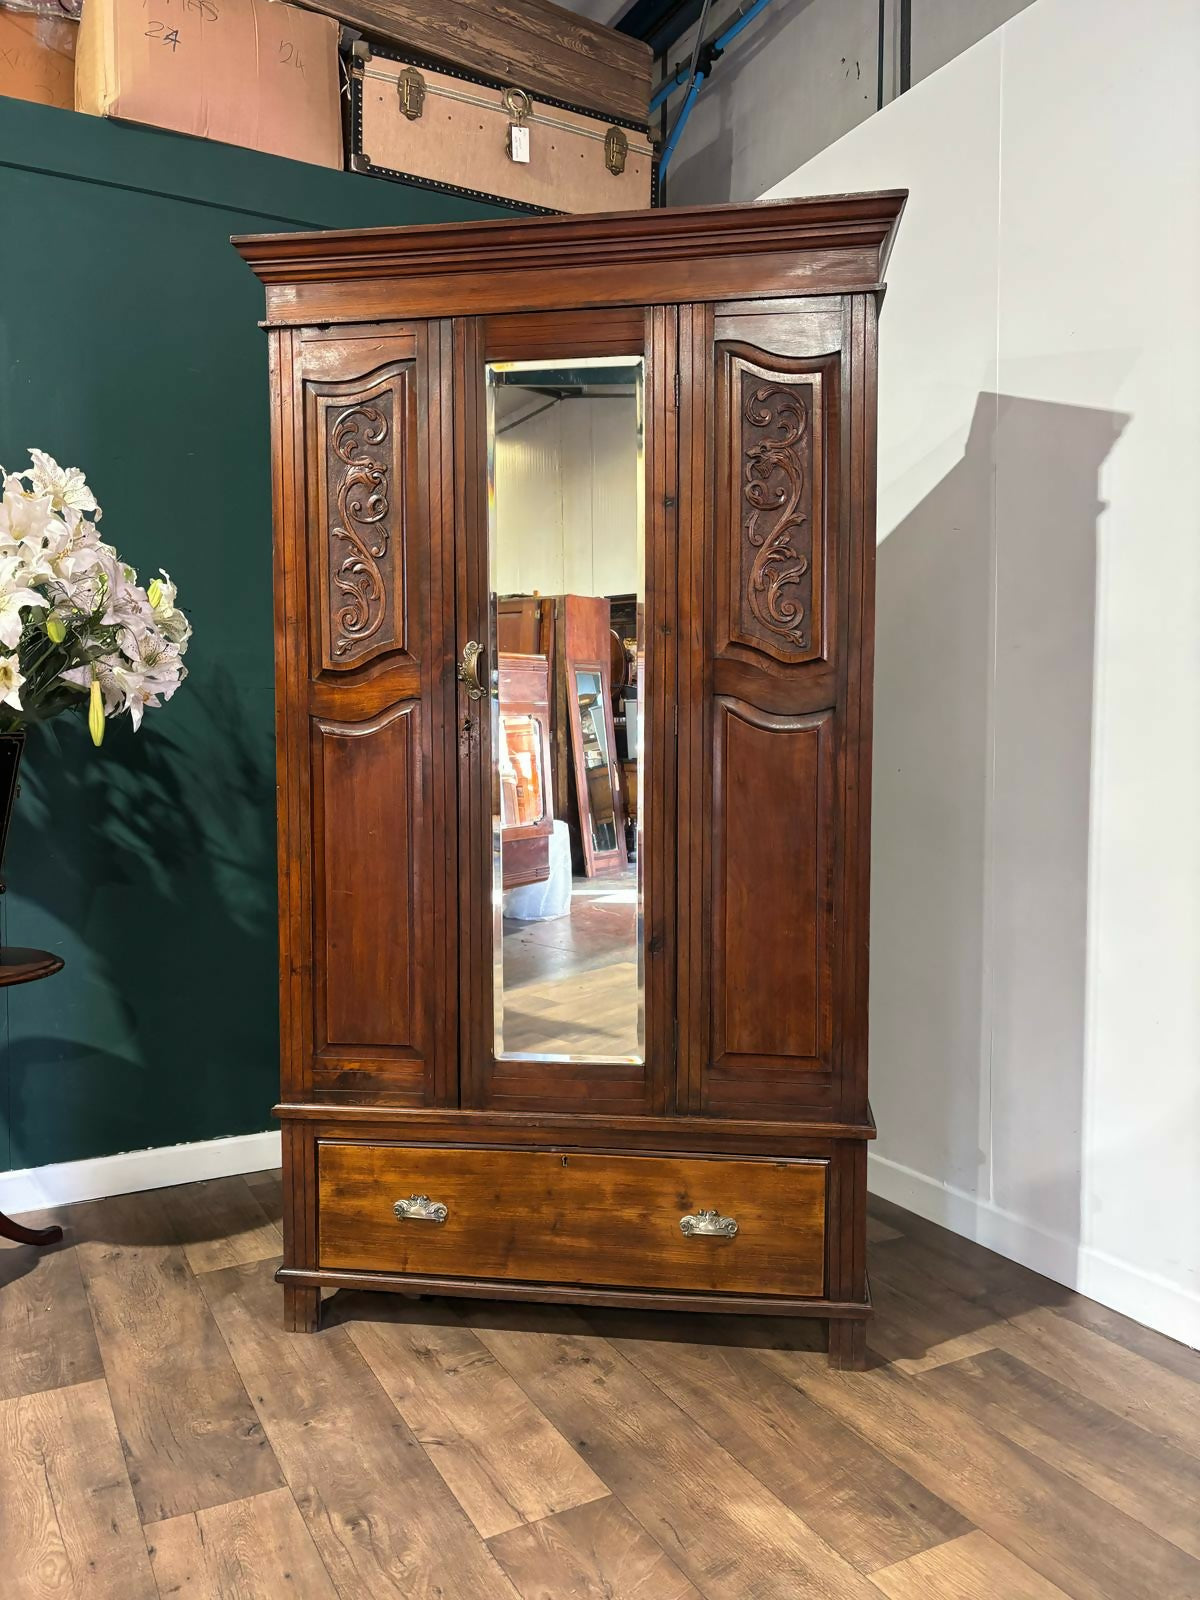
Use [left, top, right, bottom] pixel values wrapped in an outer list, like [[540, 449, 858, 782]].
[[317, 1143, 827, 1297]]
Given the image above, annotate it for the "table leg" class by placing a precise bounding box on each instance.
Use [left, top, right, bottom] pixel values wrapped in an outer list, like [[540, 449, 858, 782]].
[[0, 1211, 64, 1247]]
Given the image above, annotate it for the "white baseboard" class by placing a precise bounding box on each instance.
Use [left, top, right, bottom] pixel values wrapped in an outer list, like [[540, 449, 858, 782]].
[[0, 1129, 282, 1216], [869, 1152, 1200, 1351]]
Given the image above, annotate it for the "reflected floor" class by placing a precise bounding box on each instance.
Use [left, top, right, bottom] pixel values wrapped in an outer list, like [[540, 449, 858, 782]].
[[501, 871, 640, 1059]]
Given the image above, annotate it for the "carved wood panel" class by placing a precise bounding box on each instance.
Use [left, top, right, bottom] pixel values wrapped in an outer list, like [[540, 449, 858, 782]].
[[717, 346, 827, 668], [312, 704, 424, 1071], [312, 363, 414, 674], [710, 699, 835, 1077]]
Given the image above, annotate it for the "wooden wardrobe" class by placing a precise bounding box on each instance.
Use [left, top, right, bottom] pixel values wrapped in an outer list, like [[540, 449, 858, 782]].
[[236, 192, 904, 1367]]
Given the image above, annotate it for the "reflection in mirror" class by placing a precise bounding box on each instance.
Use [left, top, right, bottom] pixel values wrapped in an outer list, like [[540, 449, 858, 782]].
[[574, 669, 617, 855], [487, 357, 644, 1064]]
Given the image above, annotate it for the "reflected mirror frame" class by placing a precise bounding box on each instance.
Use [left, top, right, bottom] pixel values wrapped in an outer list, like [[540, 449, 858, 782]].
[[572, 664, 620, 859], [485, 355, 646, 1065]]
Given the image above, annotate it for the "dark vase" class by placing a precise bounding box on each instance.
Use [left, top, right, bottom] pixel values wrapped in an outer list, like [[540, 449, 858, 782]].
[[0, 730, 25, 892]]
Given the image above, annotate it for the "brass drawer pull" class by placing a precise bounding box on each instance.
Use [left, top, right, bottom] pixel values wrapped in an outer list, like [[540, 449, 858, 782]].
[[393, 1194, 448, 1223], [680, 1209, 738, 1238]]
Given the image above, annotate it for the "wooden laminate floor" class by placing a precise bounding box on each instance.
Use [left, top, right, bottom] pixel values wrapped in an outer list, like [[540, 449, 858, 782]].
[[502, 872, 641, 1057], [1, 1173, 1198, 1599]]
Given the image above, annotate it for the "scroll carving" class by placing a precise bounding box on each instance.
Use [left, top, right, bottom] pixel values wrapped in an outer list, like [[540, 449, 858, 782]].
[[327, 396, 395, 664], [742, 380, 812, 653]]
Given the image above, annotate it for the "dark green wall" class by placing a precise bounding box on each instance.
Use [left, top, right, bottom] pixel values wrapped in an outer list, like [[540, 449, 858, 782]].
[[0, 98, 504, 1172]]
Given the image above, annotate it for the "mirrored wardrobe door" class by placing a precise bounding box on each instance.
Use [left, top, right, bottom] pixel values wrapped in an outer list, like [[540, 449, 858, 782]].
[[454, 308, 678, 1114]]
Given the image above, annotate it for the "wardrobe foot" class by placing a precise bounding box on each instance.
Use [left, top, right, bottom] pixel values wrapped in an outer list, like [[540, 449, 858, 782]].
[[283, 1285, 321, 1334], [827, 1317, 867, 1370]]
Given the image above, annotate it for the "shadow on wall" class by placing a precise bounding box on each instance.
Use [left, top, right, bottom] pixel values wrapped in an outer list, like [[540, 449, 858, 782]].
[[1, 671, 278, 1169], [870, 391, 1127, 1257]]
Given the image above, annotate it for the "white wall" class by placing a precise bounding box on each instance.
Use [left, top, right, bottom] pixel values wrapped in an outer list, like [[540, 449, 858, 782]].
[[764, 0, 1200, 1347], [662, 0, 1034, 207], [494, 396, 641, 598]]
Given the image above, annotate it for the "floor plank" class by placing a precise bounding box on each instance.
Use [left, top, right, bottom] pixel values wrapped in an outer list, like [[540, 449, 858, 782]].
[[1049, 1292, 1200, 1383], [768, 1356, 1200, 1600], [242, 1169, 284, 1228], [199, 1263, 523, 1599], [866, 1215, 903, 1245], [145, 1486, 338, 1599], [0, 1378, 157, 1599], [871, 1529, 1070, 1600], [871, 1226, 1200, 1417], [589, 1307, 970, 1575], [868, 1228, 1047, 1324], [489, 1494, 704, 1600], [867, 1273, 999, 1375], [0, 1223, 103, 1402], [992, 1302, 1200, 1463], [925, 1348, 1200, 1558], [160, 1176, 284, 1275], [465, 1301, 884, 1600], [71, 1190, 284, 1524], [344, 1296, 609, 1538]]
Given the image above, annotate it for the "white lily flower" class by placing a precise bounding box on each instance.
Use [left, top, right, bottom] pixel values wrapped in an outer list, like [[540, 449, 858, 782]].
[[0, 484, 56, 549], [148, 568, 177, 610], [0, 655, 24, 711], [0, 557, 46, 649], [26, 450, 100, 517]]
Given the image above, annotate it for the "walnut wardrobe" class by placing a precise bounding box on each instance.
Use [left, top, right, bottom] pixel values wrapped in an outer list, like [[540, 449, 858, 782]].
[[236, 192, 904, 1368]]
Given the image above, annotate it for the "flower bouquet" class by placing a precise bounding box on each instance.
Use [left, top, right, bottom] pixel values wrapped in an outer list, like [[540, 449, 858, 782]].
[[0, 449, 191, 742], [0, 449, 192, 870]]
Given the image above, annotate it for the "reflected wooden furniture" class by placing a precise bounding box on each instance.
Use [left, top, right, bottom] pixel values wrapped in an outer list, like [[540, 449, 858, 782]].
[[497, 652, 554, 889], [562, 596, 625, 878], [496, 594, 548, 657], [0, 947, 65, 1247], [236, 193, 904, 1363], [557, 594, 625, 877]]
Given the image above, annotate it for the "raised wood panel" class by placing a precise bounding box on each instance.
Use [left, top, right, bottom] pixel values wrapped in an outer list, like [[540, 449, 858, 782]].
[[716, 345, 831, 670], [310, 363, 414, 674], [484, 307, 645, 361], [712, 700, 834, 1073], [313, 705, 419, 1055], [317, 1143, 827, 1297]]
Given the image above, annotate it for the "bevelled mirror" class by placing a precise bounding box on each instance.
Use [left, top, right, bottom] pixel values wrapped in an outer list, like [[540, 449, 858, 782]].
[[486, 357, 645, 1064]]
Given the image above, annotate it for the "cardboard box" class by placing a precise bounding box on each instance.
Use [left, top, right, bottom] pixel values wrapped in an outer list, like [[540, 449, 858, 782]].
[[75, 0, 342, 168], [0, 9, 77, 109]]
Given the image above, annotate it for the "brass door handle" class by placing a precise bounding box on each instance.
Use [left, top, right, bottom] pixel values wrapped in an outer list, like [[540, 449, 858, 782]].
[[457, 640, 487, 700], [680, 1209, 738, 1238], [393, 1194, 448, 1223]]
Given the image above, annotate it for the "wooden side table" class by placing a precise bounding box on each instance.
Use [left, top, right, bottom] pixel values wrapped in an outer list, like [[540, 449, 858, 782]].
[[0, 947, 65, 1247]]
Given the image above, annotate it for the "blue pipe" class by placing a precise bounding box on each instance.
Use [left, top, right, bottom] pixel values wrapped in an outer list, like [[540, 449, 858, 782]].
[[649, 0, 778, 113], [649, 63, 689, 113], [658, 67, 705, 176]]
